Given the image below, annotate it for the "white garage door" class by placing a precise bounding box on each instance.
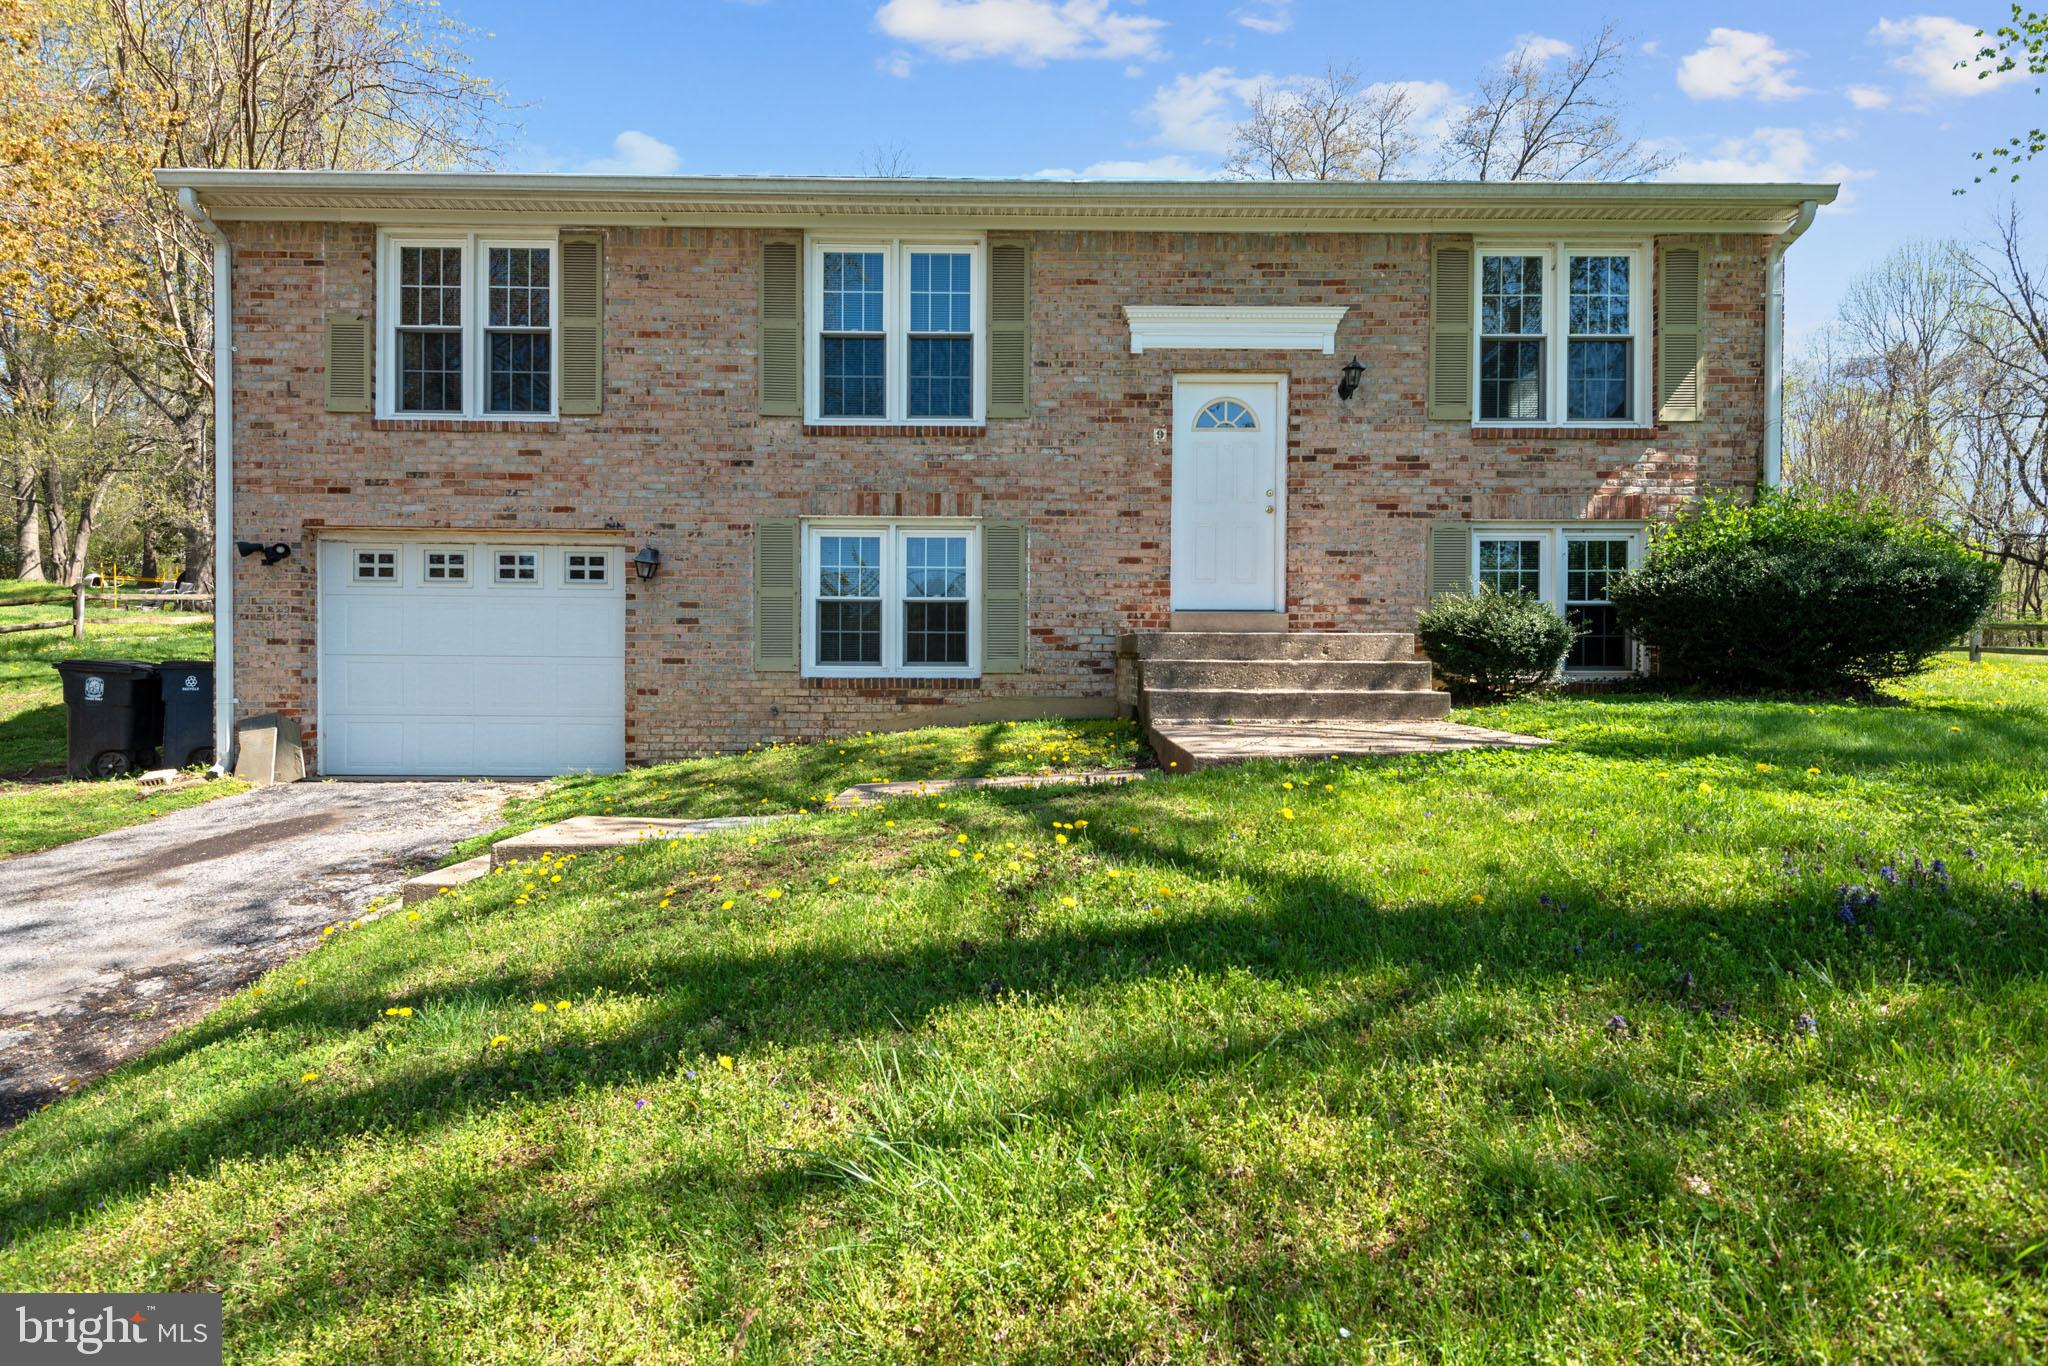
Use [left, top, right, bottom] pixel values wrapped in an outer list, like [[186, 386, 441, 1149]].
[[317, 539, 626, 777]]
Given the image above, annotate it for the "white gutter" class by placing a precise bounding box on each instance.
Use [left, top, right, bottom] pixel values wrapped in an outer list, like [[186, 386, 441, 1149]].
[[1763, 198, 1821, 490], [177, 187, 235, 774]]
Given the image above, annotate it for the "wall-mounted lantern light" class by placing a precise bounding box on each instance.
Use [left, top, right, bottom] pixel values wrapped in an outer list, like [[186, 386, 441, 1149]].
[[236, 540, 292, 566], [1337, 357, 1364, 402], [632, 545, 663, 582]]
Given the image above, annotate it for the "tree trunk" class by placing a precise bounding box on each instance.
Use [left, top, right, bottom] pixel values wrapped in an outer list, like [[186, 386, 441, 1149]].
[[180, 523, 212, 589], [10, 461, 46, 582], [138, 522, 158, 581]]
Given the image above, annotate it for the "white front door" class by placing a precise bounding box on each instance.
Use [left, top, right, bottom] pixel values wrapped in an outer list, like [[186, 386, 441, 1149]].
[[1171, 376, 1284, 611], [317, 538, 626, 776]]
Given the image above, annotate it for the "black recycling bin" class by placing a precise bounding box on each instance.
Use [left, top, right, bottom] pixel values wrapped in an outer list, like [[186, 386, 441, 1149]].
[[54, 660, 162, 779], [157, 659, 217, 769]]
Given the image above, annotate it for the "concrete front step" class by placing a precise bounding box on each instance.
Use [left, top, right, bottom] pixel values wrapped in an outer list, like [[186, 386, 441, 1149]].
[[1123, 631, 1416, 663], [1140, 658, 1433, 691], [1144, 687, 1452, 723], [401, 854, 493, 905]]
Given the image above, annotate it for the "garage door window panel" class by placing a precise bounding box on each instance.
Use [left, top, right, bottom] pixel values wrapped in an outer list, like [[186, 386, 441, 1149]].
[[423, 549, 470, 584], [563, 550, 611, 585], [495, 550, 541, 585], [354, 549, 400, 584]]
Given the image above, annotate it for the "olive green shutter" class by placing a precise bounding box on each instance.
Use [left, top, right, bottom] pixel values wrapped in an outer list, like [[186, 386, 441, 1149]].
[[1427, 244, 1473, 421], [324, 314, 371, 413], [759, 238, 803, 417], [981, 520, 1028, 673], [1657, 245, 1703, 423], [559, 232, 604, 415], [1426, 521, 1471, 600], [987, 241, 1030, 419], [753, 518, 800, 672]]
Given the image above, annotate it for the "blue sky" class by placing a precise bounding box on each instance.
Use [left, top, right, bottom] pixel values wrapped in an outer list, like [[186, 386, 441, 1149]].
[[472, 0, 2048, 338]]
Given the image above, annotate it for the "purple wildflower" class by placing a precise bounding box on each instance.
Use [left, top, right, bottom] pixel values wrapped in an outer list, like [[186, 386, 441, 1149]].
[[1792, 1013, 1819, 1038], [1605, 1014, 1631, 1039]]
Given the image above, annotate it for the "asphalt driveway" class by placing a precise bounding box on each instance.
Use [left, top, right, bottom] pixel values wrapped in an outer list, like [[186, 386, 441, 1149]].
[[0, 780, 521, 1123]]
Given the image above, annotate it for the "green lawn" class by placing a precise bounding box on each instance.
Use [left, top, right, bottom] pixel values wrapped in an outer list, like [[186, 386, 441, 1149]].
[[2, 661, 2043, 1360], [0, 583, 241, 856]]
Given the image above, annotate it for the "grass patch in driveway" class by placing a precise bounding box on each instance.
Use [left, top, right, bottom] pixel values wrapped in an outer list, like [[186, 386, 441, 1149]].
[[1, 660, 2043, 1358], [450, 716, 1144, 860], [0, 592, 242, 856]]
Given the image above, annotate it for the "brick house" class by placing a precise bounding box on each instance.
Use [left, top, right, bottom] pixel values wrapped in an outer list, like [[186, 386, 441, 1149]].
[[157, 172, 1834, 777]]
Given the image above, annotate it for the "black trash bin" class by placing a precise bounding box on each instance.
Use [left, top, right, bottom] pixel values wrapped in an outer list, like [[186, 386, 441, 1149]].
[[157, 659, 216, 769], [54, 660, 162, 779]]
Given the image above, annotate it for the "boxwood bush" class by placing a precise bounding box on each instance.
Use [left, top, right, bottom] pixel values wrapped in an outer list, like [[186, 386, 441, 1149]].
[[1608, 493, 2001, 691], [1417, 588, 1577, 697]]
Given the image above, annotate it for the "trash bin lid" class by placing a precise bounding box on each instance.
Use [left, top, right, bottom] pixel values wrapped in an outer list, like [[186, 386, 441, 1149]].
[[54, 659, 159, 678], [157, 659, 215, 672]]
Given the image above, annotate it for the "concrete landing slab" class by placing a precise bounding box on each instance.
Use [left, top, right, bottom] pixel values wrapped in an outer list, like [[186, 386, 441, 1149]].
[[1149, 719, 1548, 772], [826, 768, 1151, 809], [402, 854, 492, 904], [488, 814, 791, 868]]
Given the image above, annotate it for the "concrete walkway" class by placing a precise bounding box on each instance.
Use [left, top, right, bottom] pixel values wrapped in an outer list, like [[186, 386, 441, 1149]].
[[1147, 719, 1549, 771], [0, 781, 518, 1123]]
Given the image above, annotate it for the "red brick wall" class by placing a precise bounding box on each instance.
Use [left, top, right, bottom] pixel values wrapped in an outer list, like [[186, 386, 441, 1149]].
[[225, 222, 1768, 763]]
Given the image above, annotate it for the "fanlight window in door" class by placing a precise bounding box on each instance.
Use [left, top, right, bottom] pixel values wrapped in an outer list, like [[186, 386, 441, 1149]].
[[1192, 398, 1257, 430]]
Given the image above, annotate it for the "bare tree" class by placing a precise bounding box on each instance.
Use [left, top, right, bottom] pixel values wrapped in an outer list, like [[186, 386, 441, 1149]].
[[1224, 67, 1418, 181], [859, 143, 915, 178], [1439, 26, 1672, 182]]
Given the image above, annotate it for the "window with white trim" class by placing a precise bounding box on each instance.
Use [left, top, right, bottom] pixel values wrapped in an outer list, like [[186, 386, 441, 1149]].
[[379, 232, 558, 419], [353, 549, 398, 583], [1470, 524, 1644, 674], [563, 550, 611, 585], [422, 549, 469, 584], [808, 240, 984, 425], [1474, 244, 1648, 426], [802, 522, 979, 677], [494, 549, 540, 585]]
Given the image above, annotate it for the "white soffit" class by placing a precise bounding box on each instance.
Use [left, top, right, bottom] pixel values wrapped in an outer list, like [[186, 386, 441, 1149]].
[[1124, 305, 1349, 355]]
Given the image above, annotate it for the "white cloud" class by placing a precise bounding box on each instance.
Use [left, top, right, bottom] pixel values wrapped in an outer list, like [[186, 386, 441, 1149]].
[[1233, 1, 1291, 33], [1846, 83, 1893, 109], [577, 130, 681, 175], [1873, 15, 2021, 97], [1507, 33, 1573, 66], [1142, 66, 1272, 153], [879, 49, 915, 78], [1677, 29, 1809, 100], [1641, 39, 1663, 57], [1033, 154, 1223, 179], [873, 0, 1165, 66], [1664, 126, 1873, 205]]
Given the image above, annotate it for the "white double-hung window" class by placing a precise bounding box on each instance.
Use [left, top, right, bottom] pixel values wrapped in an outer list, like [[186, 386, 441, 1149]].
[[808, 240, 984, 425], [379, 231, 559, 419], [802, 522, 979, 677], [1475, 244, 1648, 426], [1471, 524, 1644, 674]]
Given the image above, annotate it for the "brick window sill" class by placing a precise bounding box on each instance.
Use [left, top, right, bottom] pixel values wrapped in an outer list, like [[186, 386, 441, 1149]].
[[371, 418, 562, 435], [803, 424, 986, 439], [800, 675, 983, 691], [1469, 426, 1661, 442]]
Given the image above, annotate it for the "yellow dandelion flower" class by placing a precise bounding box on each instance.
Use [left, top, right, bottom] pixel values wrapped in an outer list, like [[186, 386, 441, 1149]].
[[827, 875, 841, 886], [295, 977, 307, 986], [1283, 781, 1294, 790], [1281, 808, 1294, 820], [948, 848, 962, 858], [764, 888, 783, 900], [1755, 763, 1773, 772], [956, 833, 969, 843], [490, 1035, 509, 1047], [1470, 894, 1484, 904], [1806, 766, 1821, 776], [718, 1054, 734, 1071], [721, 899, 735, 910], [973, 851, 985, 861], [555, 1000, 571, 1011], [301, 1072, 320, 1083], [1055, 833, 1069, 845], [406, 910, 421, 922], [531, 1002, 549, 1013], [1061, 897, 1077, 908]]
